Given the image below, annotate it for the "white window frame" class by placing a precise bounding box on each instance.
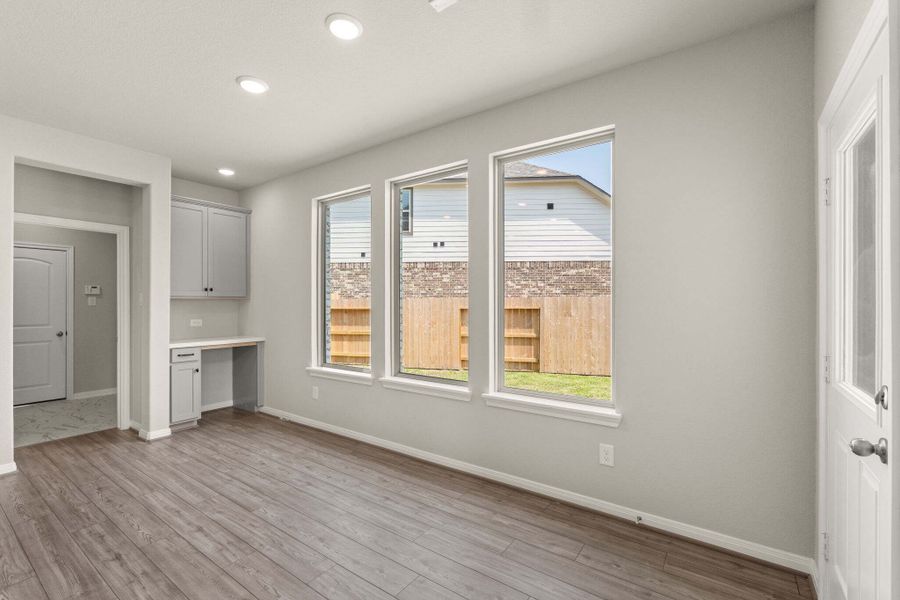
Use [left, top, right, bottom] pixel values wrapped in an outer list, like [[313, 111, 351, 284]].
[[309, 185, 374, 381], [400, 187, 413, 235], [381, 161, 471, 401], [484, 126, 621, 427]]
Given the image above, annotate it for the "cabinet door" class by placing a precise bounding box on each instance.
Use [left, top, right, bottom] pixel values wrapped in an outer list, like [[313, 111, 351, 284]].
[[170, 362, 200, 423], [171, 202, 208, 297], [207, 208, 248, 297]]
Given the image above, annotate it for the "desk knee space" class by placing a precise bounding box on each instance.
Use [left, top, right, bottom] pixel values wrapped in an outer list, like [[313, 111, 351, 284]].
[[169, 337, 265, 428]]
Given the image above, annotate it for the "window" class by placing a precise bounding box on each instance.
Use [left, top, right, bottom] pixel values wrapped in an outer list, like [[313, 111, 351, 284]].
[[319, 190, 371, 371], [496, 134, 613, 405], [392, 165, 468, 384], [400, 188, 413, 234]]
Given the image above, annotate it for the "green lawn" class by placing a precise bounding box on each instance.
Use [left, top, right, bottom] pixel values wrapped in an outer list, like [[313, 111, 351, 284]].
[[405, 369, 612, 401]]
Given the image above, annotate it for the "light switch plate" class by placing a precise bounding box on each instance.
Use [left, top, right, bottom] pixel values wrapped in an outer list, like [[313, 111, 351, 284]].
[[312, 386, 319, 400], [190, 319, 203, 327]]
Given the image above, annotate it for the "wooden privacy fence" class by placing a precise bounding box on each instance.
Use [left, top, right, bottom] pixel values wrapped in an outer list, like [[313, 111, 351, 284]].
[[330, 295, 611, 376], [328, 298, 371, 367]]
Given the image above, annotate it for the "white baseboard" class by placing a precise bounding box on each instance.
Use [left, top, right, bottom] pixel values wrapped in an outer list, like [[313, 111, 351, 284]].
[[259, 405, 815, 575], [0, 462, 17, 476], [138, 427, 172, 441], [202, 400, 234, 412], [72, 387, 116, 400]]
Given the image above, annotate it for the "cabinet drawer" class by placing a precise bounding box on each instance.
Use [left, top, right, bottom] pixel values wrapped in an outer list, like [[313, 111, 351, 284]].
[[171, 347, 201, 363]]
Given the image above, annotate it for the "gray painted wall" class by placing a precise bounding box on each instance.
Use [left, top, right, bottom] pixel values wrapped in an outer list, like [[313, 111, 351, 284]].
[[814, 0, 873, 117], [14, 224, 117, 394], [240, 12, 816, 557], [172, 177, 240, 207], [169, 177, 244, 341], [170, 300, 242, 340], [15, 164, 135, 224], [200, 348, 233, 408]]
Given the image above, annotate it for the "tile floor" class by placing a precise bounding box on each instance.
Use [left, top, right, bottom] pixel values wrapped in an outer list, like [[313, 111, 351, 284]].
[[14, 394, 117, 447]]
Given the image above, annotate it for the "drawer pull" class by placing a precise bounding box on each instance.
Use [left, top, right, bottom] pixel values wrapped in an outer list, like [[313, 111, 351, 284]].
[[177, 353, 195, 358]]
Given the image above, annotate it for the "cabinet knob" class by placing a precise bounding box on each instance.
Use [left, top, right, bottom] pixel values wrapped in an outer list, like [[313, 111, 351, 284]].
[[194, 368, 200, 373]]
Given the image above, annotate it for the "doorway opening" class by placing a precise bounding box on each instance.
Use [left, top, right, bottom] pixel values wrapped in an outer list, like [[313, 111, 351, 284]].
[[12, 169, 132, 447]]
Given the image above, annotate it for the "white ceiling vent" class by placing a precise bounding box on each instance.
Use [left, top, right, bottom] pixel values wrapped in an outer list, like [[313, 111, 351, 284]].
[[429, 0, 459, 12]]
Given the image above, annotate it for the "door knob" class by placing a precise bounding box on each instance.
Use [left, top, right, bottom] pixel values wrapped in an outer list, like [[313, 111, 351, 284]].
[[850, 438, 888, 465], [874, 385, 888, 410], [56, 331, 64, 337]]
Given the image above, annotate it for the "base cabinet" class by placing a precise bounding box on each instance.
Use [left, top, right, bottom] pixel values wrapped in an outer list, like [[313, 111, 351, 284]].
[[170, 360, 201, 425]]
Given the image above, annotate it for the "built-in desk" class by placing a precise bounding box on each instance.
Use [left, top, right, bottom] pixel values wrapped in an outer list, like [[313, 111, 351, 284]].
[[169, 336, 265, 428]]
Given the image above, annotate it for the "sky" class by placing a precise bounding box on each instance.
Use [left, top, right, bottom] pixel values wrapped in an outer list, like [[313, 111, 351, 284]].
[[526, 141, 612, 193]]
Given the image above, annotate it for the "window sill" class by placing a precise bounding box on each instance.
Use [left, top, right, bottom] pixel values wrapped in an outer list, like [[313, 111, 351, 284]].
[[380, 376, 471, 402], [306, 366, 373, 386], [483, 392, 621, 427]]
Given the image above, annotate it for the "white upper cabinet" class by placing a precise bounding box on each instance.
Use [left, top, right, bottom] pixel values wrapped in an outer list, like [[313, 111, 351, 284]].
[[208, 208, 248, 297], [171, 201, 208, 297], [171, 197, 250, 298]]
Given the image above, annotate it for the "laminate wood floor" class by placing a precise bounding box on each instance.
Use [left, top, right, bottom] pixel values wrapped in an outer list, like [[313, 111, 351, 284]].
[[0, 409, 814, 600]]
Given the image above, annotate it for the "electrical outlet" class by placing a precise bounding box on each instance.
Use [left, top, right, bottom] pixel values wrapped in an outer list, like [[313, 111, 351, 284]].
[[598, 443, 614, 467], [190, 319, 203, 327], [312, 386, 319, 400]]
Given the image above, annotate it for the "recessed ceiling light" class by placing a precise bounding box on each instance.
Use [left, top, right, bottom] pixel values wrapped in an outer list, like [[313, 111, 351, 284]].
[[326, 13, 363, 40], [218, 168, 235, 176], [429, 0, 459, 12], [518, 202, 527, 207], [236, 76, 269, 95]]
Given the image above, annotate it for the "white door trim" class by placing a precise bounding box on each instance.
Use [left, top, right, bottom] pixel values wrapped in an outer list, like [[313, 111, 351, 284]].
[[14, 212, 131, 430], [816, 1, 891, 597], [13, 242, 74, 402]]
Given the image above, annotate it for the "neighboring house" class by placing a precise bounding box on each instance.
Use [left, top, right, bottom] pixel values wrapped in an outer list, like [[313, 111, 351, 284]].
[[327, 161, 612, 299], [328, 161, 611, 264]]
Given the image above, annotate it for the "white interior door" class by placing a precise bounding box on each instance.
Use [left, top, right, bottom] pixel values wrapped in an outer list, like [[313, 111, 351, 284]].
[[822, 14, 892, 600], [13, 245, 69, 405]]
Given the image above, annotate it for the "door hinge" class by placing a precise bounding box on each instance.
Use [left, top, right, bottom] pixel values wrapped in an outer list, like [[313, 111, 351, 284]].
[[824, 355, 831, 383], [824, 177, 831, 206], [822, 532, 830, 562]]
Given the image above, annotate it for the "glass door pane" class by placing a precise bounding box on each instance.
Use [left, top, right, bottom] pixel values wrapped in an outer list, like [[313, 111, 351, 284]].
[[851, 123, 877, 394]]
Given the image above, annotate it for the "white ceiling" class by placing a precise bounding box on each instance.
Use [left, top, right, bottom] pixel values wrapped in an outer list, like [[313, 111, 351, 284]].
[[0, 0, 812, 189]]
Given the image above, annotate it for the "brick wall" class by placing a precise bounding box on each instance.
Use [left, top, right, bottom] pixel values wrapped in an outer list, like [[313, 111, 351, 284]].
[[504, 261, 611, 296], [327, 263, 371, 299], [328, 260, 611, 299]]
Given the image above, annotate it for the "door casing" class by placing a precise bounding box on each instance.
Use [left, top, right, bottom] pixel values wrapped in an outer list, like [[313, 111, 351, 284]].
[[14, 212, 131, 430]]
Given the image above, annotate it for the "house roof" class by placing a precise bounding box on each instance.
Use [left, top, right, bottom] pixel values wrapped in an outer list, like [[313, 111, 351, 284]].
[[436, 161, 610, 198], [504, 162, 573, 178]]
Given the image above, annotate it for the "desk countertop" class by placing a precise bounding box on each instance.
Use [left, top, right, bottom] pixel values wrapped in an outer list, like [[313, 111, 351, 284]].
[[169, 336, 265, 349]]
